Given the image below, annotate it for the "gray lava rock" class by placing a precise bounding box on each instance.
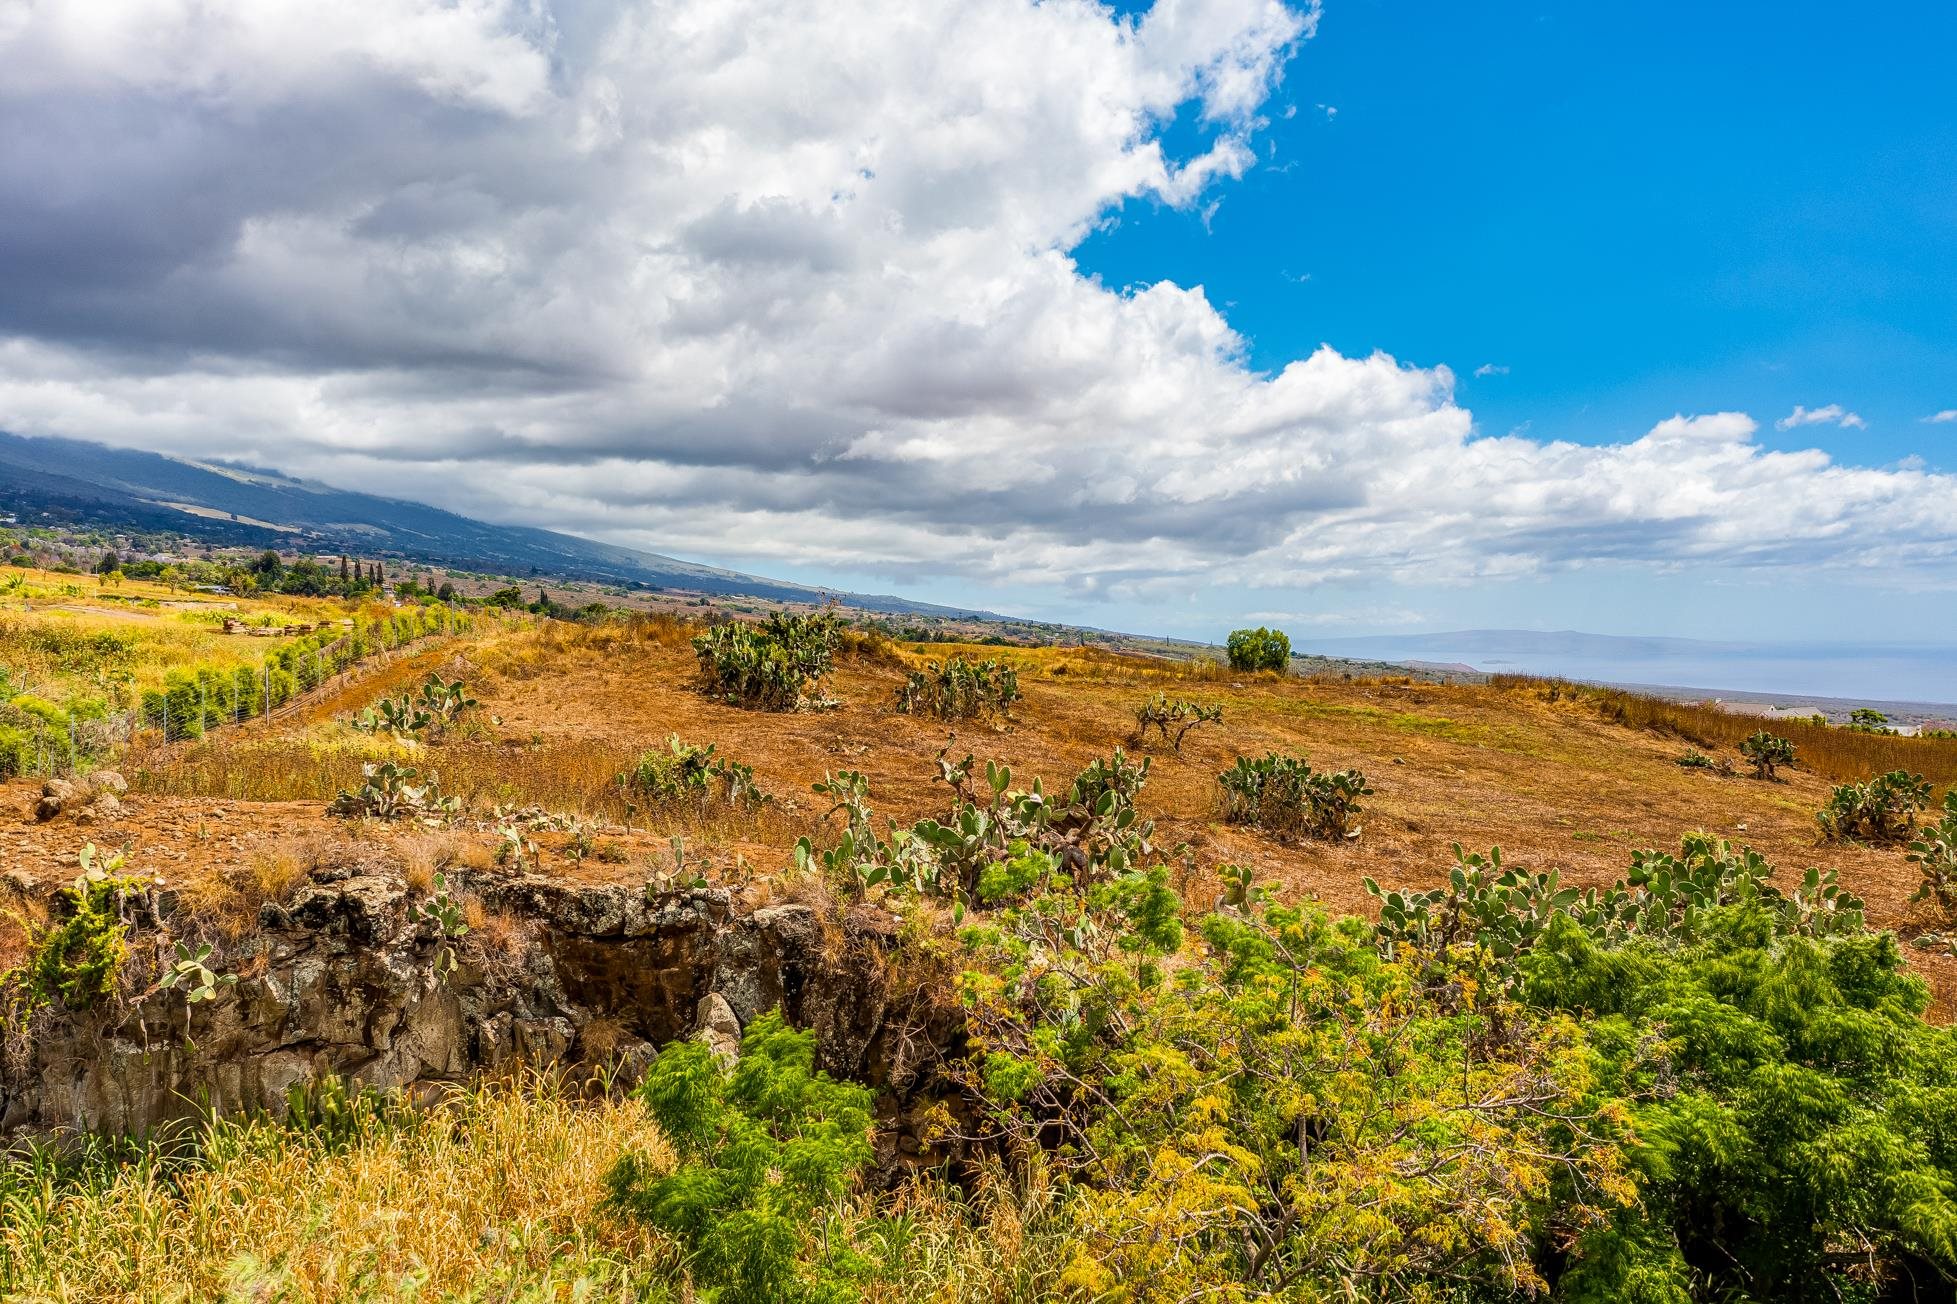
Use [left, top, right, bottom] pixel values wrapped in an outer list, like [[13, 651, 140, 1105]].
[[85, 770, 128, 797], [34, 778, 79, 822], [694, 991, 743, 1068], [0, 863, 938, 1153]]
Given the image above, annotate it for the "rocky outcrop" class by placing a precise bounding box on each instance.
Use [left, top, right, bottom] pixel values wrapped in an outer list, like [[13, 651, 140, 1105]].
[[32, 770, 126, 823], [0, 864, 959, 1159]]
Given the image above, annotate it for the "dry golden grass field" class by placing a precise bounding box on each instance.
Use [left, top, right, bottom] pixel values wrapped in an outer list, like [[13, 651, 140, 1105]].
[[8, 611, 1956, 1010]]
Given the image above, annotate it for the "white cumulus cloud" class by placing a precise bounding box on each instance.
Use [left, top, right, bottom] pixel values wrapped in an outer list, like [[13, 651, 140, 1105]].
[[1776, 404, 1867, 431], [0, 0, 1951, 604]]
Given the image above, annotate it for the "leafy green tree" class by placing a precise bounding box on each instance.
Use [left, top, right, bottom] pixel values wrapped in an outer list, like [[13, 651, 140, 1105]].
[[1225, 625, 1291, 672], [1848, 707, 1897, 734], [275, 559, 330, 596]]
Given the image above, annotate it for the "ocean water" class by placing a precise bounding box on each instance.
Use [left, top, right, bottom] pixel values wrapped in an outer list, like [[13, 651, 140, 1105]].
[[1318, 642, 1957, 709]]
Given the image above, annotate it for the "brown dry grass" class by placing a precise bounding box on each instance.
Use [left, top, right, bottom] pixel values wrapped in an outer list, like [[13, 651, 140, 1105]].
[[172, 842, 310, 939], [0, 889, 45, 973], [1493, 675, 1957, 786], [0, 1075, 674, 1302]]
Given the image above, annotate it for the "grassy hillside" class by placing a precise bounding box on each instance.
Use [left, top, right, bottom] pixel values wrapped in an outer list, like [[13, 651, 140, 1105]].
[[7, 607, 1957, 1300], [0, 566, 479, 779], [61, 615, 1954, 973]]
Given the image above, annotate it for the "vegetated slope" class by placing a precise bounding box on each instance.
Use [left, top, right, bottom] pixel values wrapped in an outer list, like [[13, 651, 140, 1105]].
[[13, 611, 1957, 1301], [10, 616, 1954, 1007], [0, 430, 997, 617]]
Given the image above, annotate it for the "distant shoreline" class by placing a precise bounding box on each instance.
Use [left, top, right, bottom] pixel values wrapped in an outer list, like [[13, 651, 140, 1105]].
[[1371, 658, 1957, 730], [1591, 680, 1957, 732]]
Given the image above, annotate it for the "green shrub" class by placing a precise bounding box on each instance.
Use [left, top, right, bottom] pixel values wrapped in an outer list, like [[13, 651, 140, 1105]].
[[8, 694, 66, 729], [1367, 833, 1863, 996], [1224, 625, 1290, 672], [1132, 693, 1221, 750], [1818, 769, 1931, 843], [1908, 791, 1957, 917], [955, 860, 1629, 1299], [606, 1010, 876, 1304], [894, 655, 1020, 722], [1738, 729, 1795, 778], [799, 748, 1154, 904], [1217, 751, 1370, 841], [1528, 913, 1957, 1299], [0, 723, 31, 779], [327, 762, 458, 822], [950, 826, 1939, 1301], [617, 734, 763, 806], [3, 845, 141, 1023], [693, 612, 840, 711]]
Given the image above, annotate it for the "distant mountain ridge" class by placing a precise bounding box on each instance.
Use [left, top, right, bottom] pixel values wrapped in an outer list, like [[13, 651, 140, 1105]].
[[0, 431, 997, 619]]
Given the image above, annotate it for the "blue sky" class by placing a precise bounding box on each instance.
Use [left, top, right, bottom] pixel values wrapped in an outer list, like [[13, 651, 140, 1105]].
[[3, 0, 1955, 664], [1082, 0, 1957, 467], [753, 0, 1957, 648]]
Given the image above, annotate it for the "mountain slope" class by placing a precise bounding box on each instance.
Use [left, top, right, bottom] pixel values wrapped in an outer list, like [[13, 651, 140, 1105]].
[[0, 431, 994, 617]]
